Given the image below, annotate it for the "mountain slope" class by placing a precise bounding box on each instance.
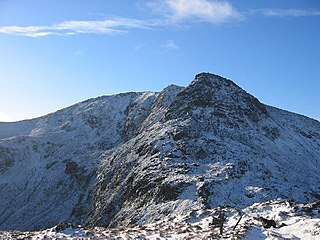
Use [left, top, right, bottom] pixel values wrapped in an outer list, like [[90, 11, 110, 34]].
[[0, 73, 319, 231]]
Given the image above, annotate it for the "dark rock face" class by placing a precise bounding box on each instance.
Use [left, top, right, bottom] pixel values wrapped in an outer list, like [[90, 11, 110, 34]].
[[65, 161, 79, 175], [258, 217, 277, 228], [0, 147, 14, 173], [0, 73, 320, 231]]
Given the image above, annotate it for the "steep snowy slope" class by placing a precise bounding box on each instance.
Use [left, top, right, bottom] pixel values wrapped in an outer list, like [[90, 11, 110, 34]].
[[0, 73, 319, 232], [0, 91, 159, 230]]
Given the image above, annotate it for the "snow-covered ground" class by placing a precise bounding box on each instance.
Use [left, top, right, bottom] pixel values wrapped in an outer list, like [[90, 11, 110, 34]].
[[1, 200, 319, 239]]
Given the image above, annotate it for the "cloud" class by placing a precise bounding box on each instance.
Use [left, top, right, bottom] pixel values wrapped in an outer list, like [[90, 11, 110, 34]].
[[0, 112, 13, 122], [1, 2, 320, 38], [0, 17, 151, 38], [148, 0, 243, 24], [162, 40, 179, 50], [0, 1, 244, 38], [253, 8, 320, 18]]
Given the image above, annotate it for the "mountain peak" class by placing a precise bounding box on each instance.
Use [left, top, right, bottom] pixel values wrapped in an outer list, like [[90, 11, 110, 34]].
[[166, 72, 269, 123], [194, 72, 227, 81], [192, 72, 234, 88]]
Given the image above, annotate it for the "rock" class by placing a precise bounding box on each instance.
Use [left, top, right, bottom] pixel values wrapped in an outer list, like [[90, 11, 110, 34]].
[[257, 217, 277, 228], [64, 161, 79, 175]]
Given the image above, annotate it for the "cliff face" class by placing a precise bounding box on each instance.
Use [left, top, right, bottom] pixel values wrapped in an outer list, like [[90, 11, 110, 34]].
[[0, 73, 319, 231]]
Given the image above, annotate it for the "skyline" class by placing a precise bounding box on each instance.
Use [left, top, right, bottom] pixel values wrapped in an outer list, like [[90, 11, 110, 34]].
[[0, 0, 319, 122]]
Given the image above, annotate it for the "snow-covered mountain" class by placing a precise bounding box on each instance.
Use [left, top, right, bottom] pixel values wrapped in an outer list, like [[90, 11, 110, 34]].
[[0, 73, 319, 232]]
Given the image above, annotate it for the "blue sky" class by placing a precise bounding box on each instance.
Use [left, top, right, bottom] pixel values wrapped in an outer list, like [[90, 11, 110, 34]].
[[0, 0, 319, 122]]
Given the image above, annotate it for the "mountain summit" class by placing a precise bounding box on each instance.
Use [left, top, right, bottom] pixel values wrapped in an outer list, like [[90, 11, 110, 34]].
[[0, 73, 319, 231], [166, 73, 268, 123]]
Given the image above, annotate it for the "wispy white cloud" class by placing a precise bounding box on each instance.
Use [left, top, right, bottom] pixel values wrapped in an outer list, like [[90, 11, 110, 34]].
[[162, 40, 179, 50], [3, 2, 318, 38], [148, 0, 243, 24], [0, 17, 152, 38], [252, 8, 320, 18], [0, 1, 243, 38]]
